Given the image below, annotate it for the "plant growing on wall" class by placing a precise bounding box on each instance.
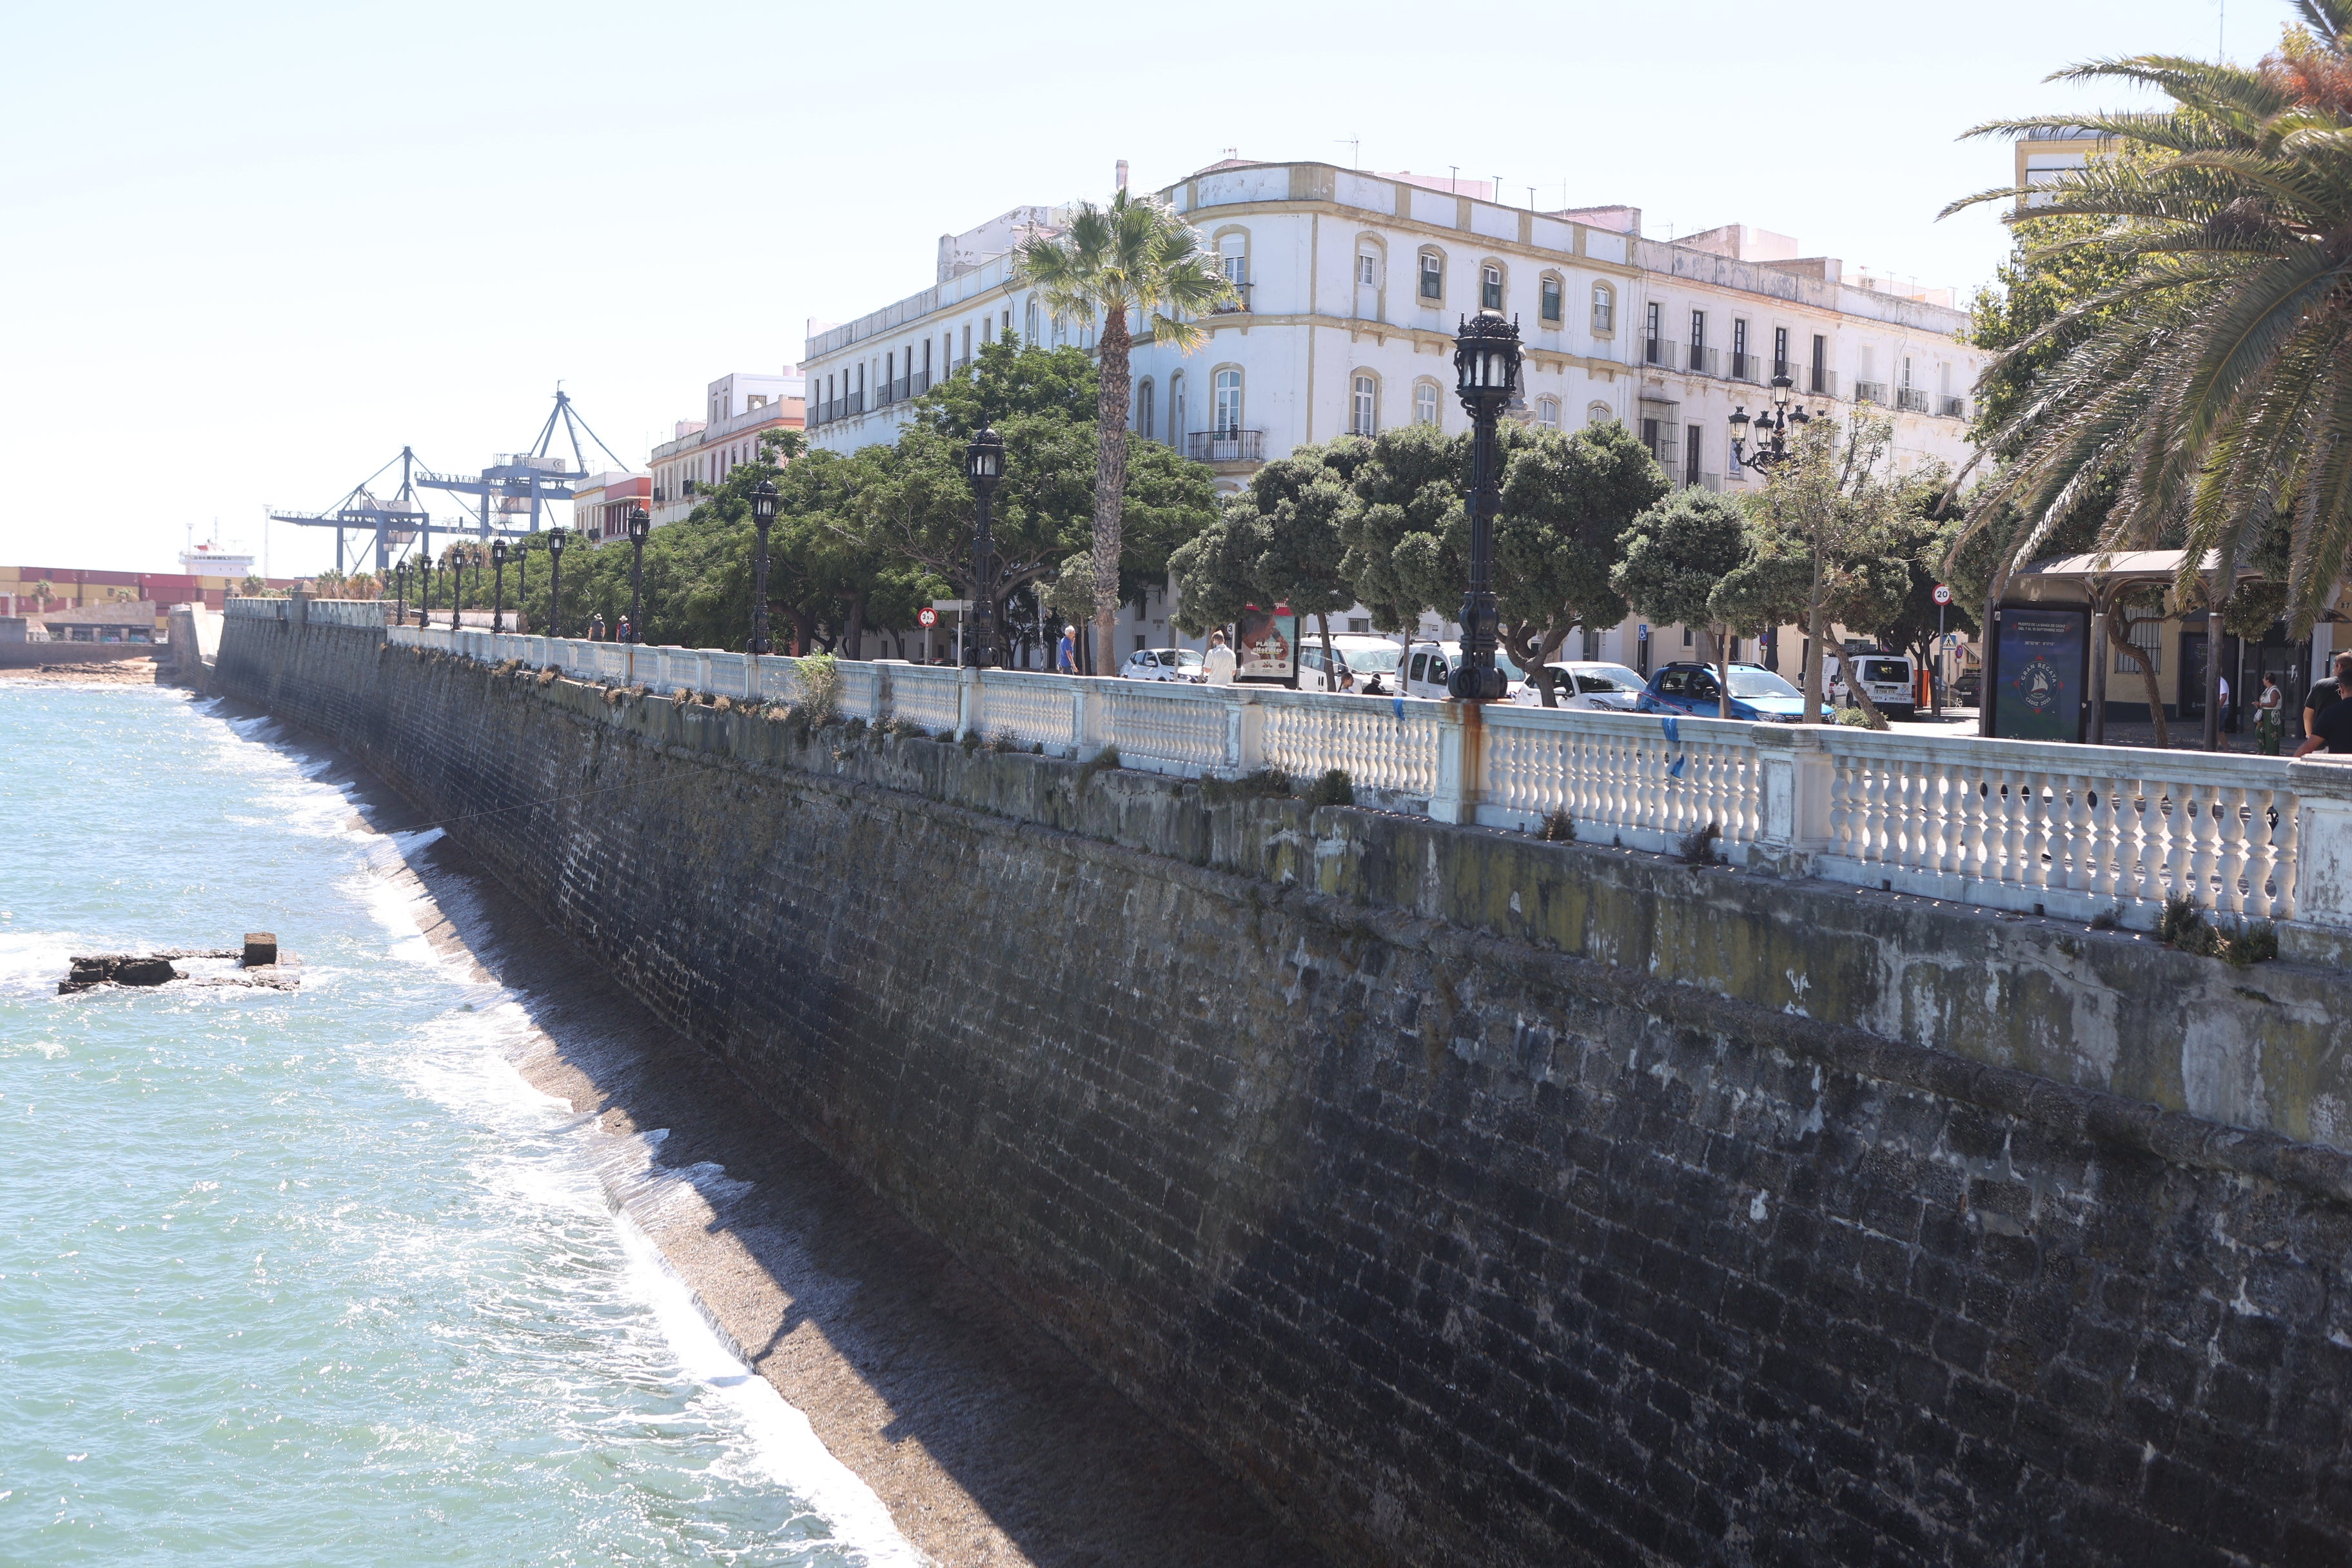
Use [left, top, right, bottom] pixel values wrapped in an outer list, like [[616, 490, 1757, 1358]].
[[1015, 190, 1234, 674]]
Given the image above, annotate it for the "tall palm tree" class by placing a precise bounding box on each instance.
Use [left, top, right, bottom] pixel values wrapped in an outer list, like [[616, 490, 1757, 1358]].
[[1946, 3, 2352, 629], [1016, 190, 1232, 673]]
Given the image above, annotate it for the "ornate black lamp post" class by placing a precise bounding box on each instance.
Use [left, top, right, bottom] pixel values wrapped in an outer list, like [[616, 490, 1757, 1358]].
[[395, 562, 408, 626], [545, 528, 567, 640], [491, 540, 508, 633], [965, 426, 1005, 667], [749, 480, 778, 655], [1728, 375, 1814, 474], [419, 552, 435, 629], [626, 507, 649, 642], [1449, 311, 1520, 701]]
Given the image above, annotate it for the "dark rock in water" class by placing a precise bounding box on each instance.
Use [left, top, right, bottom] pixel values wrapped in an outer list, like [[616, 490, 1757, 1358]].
[[242, 932, 278, 968], [59, 953, 180, 993]]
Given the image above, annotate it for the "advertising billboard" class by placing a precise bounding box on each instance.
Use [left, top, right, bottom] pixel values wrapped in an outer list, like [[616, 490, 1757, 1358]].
[[1990, 607, 2088, 742], [1235, 603, 1297, 685]]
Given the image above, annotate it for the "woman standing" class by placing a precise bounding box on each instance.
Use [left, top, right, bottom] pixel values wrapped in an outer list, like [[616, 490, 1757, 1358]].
[[2254, 672, 2284, 754]]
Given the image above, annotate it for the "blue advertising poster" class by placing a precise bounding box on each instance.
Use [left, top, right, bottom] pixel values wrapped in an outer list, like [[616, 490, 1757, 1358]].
[[1991, 607, 2088, 741]]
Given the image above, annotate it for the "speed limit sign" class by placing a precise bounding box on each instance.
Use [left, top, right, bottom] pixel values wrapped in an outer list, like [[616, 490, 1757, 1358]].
[[917, 607, 938, 627], [1932, 583, 1954, 605]]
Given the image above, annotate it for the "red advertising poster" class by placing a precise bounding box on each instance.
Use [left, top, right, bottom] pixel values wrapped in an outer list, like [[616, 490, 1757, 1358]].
[[1235, 603, 1297, 685]]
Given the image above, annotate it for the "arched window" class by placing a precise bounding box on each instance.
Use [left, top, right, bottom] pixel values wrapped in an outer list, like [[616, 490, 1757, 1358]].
[[1540, 273, 1563, 324], [1219, 232, 1248, 289], [1170, 371, 1186, 444], [1481, 264, 1504, 311], [1213, 368, 1242, 435], [1137, 378, 1155, 438], [1024, 299, 1040, 345], [1418, 248, 1444, 302], [1413, 381, 1440, 427], [1591, 283, 1616, 333], [1536, 397, 1561, 429], [1586, 401, 1614, 427], [1350, 374, 1378, 436]]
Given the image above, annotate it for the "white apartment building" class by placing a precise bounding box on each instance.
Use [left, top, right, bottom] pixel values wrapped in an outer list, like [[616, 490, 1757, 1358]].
[[648, 370, 807, 527], [803, 159, 1990, 671]]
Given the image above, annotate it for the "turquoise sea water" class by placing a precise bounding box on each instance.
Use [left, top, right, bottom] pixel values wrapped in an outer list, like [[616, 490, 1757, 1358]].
[[0, 683, 912, 1566]]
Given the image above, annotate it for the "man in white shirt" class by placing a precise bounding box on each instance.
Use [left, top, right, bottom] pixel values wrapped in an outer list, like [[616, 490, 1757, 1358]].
[[1203, 629, 1237, 685]]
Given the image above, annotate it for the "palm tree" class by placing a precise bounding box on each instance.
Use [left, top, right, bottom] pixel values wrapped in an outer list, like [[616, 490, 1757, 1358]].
[[1947, 5, 2352, 630], [1015, 190, 1232, 674]]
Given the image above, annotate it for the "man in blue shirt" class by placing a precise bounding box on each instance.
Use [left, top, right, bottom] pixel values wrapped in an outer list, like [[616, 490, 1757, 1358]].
[[1057, 625, 1077, 674]]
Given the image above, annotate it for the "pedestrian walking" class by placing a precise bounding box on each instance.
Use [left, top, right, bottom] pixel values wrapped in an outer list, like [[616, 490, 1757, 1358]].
[[2304, 660, 2344, 745], [590, 612, 607, 642], [1057, 625, 1077, 674], [2297, 654, 2352, 757], [2255, 673, 2284, 754], [2217, 671, 2233, 733], [1202, 629, 1237, 685]]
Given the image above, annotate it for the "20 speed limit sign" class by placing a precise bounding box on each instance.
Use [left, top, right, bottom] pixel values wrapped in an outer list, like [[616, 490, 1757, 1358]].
[[1932, 584, 1954, 605]]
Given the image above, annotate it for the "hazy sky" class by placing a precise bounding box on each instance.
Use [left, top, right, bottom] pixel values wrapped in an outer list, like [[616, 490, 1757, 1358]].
[[3, 0, 2249, 576]]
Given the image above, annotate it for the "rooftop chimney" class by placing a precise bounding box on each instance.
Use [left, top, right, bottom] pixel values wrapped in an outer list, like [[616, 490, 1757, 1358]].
[[1116, 159, 1130, 191]]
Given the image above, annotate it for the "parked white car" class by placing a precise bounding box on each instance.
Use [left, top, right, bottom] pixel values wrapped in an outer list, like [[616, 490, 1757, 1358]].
[[1510, 661, 1647, 710], [1324, 636, 1525, 700], [1824, 651, 1918, 720], [1121, 647, 1206, 683]]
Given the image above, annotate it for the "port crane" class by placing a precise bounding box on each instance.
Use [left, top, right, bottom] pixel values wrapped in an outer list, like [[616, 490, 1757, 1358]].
[[266, 447, 435, 578], [415, 389, 636, 542]]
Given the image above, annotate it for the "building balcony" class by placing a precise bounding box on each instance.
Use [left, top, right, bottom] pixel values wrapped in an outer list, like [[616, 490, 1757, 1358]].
[[1853, 380, 1890, 405], [1687, 345, 1719, 377], [1937, 394, 1968, 419], [1730, 351, 1761, 384], [1642, 338, 1681, 370], [1211, 282, 1255, 315], [1188, 429, 1266, 464], [1895, 387, 1931, 413]]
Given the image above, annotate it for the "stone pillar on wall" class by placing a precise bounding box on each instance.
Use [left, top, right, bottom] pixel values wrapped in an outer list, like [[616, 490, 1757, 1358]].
[[1750, 723, 1832, 878], [1427, 703, 1480, 825], [2284, 759, 2352, 964]]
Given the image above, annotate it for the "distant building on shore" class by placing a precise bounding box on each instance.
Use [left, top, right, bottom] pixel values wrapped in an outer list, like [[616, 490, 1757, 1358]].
[[647, 370, 806, 529]]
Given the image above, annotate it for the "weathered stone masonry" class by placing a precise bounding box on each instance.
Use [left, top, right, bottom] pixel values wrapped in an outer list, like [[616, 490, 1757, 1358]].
[[219, 614, 2352, 1568]]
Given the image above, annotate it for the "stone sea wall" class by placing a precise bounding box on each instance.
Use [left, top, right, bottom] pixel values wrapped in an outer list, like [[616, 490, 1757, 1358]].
[[219, 614, 2352, 1567]]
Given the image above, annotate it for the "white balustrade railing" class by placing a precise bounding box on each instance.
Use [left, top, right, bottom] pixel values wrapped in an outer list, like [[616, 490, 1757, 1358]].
[[1812, 730, 2301, 922], [1090, 681, 1233, 774], [360, 618, 2352, 941], [969, 669, 1081, 753], [1478, 705, 1765, 858], [1259, 689, 1445, 801], [890, 664, 963, 735]]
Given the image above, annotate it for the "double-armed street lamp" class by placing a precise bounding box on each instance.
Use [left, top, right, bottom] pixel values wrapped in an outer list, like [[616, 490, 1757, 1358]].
[[749, 480, 778, 655], [1448, 311, 1521, 701], [965, 426, 1005, 667], [491, 540, 507, 634], [1728, 375, 1814, 474], [626, 507, 649, 642], [545, 528, 567, 640]]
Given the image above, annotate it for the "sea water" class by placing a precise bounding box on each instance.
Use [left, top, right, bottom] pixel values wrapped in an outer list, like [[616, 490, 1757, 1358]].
[[0, 682, 916, 1566]]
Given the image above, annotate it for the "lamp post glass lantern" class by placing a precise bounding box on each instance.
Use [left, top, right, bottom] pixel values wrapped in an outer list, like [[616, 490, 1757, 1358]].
[[1728, 375, 1815, 474], [491, 540, 507, 634], [965, 426, 1005, 668], [749, 480, 777, 656], [626, 507, 649, 643], [1449, 311, 1521, 701], [545, 528, 566, 641]]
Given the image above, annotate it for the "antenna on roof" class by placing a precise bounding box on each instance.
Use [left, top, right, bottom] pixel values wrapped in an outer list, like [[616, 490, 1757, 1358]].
[[1335, 135, 1360, 168]]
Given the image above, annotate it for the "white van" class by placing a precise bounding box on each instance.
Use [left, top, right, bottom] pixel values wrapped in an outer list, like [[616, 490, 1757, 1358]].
[[1827, 651, 1918, 720], [1327, 636, 1525, 700]]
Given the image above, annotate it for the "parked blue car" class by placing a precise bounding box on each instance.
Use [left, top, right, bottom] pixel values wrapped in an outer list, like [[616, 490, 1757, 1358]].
[[1636, 660, 1834, 721]]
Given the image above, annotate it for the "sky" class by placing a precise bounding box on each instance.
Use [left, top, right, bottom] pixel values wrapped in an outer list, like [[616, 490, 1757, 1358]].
[[0, 0, 2253, 578]]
